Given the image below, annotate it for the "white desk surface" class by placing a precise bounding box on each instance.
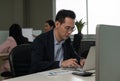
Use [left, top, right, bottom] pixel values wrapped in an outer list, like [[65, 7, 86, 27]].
[[3, 68, 95, 81]]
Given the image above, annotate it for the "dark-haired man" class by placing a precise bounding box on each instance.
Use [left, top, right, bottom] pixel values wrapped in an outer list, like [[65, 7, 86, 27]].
[[30, 9, 85, 73]]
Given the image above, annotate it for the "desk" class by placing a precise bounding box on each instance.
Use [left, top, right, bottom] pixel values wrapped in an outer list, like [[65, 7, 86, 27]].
[[0, 53, 9, 58], [0, 53, 9, 81], [0, 53, 9, 69], [2, 68, 95, 81], [0, 53, 9, 65]]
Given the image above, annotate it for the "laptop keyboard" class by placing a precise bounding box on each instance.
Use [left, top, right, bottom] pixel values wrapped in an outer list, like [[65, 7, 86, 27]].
[[62, 67, 84, 71]]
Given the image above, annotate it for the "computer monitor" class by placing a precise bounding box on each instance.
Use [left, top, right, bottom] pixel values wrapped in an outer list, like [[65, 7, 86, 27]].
[[22, 28, 33, 42], [96, 24, 120, 81]]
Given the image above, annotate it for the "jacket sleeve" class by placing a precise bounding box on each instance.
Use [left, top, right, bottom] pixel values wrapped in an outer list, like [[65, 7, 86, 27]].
[[64, 38, 81, 64]]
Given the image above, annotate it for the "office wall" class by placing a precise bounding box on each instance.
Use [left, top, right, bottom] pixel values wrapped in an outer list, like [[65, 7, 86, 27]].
[[0, 0, 13, 30], [0, 0, 53, 31], [28, 0, 53, 30], [0, 0, 24, 30]]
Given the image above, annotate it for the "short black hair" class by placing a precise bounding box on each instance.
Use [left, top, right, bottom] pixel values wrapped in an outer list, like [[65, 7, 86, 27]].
[[55, 9, 76, 24]]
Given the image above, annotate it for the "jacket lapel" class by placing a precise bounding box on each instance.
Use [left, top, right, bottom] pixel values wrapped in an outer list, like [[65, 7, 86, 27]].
[[47, 30, 54, 60]]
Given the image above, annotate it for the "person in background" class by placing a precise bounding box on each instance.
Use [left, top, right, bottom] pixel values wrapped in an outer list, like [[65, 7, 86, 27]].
[[9, 24, 29, 45], [0, 23, 29, 74], [32, 19, 55, 38], [44, 19, 55, 32], [30, 9, 85, 73]]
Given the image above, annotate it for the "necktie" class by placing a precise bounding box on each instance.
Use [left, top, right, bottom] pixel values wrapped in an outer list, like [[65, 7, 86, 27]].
[[55, 46, 62, 61]]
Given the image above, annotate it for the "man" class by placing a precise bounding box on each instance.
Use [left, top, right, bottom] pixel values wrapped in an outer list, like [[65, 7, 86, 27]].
[[30, 9, 85, 73]]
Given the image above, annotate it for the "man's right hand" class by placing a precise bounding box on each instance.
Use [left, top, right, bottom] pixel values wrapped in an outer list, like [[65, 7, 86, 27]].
[[61, 58, 80, 68]]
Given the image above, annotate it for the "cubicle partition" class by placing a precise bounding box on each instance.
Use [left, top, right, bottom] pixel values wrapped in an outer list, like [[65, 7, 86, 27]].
[[0, 31, 9, 44], [96, 24, 120, 81], [0, 29, 42, 44]]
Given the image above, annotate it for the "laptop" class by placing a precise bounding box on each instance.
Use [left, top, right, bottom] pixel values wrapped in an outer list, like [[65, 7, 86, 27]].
[[82, 46, 95, 71], [62, 46, 95, 71]]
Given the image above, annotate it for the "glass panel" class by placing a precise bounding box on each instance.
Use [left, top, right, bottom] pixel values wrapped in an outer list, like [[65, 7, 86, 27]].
[[88, 0, 120, 34], [56, 0, 120, 34]]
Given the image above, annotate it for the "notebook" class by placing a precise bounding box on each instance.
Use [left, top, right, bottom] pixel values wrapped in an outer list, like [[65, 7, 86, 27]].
[[62, 46, 95, 71]]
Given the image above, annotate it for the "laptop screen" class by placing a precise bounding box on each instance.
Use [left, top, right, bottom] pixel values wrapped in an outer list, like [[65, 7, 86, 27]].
[[83, 46, 95, 71], [62, 46, 95, 71]]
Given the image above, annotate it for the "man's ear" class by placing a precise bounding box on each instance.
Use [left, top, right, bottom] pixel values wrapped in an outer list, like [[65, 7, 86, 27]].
[[55, 21, 60, 28]]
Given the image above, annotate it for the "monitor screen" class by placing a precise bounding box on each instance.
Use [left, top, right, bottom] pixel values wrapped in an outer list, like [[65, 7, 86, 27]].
[[22, 28, 33, 42]]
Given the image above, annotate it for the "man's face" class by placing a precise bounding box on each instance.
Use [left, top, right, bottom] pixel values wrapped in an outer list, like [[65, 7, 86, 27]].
[[55, 17, 75, 41]]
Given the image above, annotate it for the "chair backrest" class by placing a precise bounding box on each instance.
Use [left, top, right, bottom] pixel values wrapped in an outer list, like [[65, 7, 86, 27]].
[[9, 44, 31, 77]]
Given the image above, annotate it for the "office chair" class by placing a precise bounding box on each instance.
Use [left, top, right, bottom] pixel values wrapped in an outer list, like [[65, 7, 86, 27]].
[[1, 44, 32, 78]]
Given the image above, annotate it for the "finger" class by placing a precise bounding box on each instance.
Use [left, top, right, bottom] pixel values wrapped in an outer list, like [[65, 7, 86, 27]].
[[80, 59, 85, 67], [70, 59, 78, 63], [72, 62, 80, 67], [72, 58, 77, 61]]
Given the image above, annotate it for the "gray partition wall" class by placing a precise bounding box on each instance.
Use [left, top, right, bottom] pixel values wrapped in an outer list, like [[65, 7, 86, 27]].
[[96, 24, 120, 81]]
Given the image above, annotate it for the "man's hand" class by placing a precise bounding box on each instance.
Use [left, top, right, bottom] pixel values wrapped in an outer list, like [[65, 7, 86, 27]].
[[80, 58, 85, 68], [61, 58, 80, 68]]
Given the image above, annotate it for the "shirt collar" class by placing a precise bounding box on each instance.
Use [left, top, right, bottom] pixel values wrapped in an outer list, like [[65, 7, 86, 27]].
[[53, 32, 65, 45]]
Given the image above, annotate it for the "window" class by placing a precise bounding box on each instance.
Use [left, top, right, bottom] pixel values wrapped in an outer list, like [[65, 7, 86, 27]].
[[55, 0, 120, 34], [55, 0, 87, 35]]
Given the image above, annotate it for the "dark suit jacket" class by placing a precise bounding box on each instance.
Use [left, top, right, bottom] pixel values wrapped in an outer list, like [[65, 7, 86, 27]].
[[30, 30, 80, 73]]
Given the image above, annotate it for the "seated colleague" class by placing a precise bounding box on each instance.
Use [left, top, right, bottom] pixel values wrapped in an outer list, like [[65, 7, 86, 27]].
[[32, 19, 55, 38], [44, 19, 55, 32], [9, 24, 29, 45], [0, 23, 29, 74], [30, 9, 85, 73]]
